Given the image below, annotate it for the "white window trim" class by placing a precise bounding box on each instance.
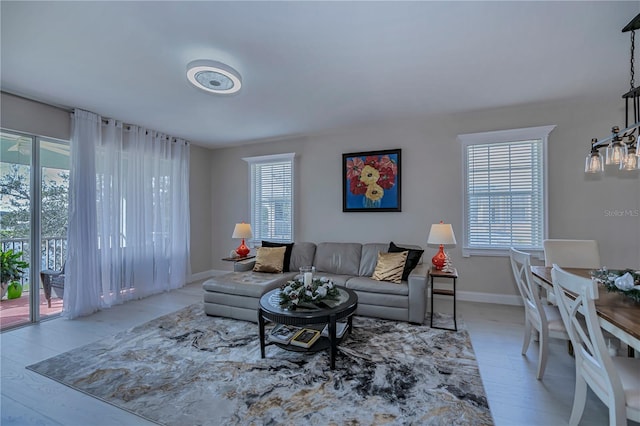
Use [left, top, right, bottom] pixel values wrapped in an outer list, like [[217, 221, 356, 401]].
[[458, 125, 555, 258], [242, 152, 295, 244]]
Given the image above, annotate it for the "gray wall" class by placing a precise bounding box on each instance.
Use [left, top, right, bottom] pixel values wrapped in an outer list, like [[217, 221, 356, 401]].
[[188, 145, 213, 276], [1, 92, 70, 140], [210, 94, 640, 300]]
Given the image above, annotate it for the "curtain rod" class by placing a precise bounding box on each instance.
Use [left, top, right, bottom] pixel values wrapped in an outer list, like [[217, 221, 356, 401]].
[[99, 119, 187, 144], [2, 91, 189, 145], [70, 110, 189, 145]]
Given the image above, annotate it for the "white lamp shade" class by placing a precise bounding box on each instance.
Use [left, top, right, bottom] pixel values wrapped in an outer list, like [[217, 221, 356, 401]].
[[427, 223, 457, 246], [232, 223, 253, 239]]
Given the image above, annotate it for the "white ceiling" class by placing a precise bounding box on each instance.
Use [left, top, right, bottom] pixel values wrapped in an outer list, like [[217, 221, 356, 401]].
[[1, 1, 639, 148]]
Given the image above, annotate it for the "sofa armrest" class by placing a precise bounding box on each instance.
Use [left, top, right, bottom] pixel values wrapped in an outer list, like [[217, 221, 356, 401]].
[[407, 263, 428, 324], [234, 259, 256, 272]]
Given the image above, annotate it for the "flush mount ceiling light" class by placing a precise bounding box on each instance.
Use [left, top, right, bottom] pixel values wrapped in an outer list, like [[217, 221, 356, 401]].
[[186, 60, 242, 95]]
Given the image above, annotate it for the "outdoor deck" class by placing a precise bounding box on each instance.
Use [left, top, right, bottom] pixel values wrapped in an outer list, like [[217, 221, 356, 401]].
[[0, 290, 63, 330]]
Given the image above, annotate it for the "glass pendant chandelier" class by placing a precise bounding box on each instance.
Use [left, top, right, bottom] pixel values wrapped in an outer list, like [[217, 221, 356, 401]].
[[585, 13, 640, 175]]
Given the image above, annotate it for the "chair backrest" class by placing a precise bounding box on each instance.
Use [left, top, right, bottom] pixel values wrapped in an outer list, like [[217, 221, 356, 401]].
[[550, 265, 625, 411], [510, 248, 546, 327], [543, 239, 600, 269]]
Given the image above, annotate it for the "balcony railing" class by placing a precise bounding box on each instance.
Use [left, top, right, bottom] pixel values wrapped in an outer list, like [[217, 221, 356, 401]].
[[1, 237, 67, 286]]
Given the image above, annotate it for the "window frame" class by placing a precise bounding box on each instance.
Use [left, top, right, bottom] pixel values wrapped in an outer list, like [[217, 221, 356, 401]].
[[243, 152, 295, 244], [458, 125, 555, 258]]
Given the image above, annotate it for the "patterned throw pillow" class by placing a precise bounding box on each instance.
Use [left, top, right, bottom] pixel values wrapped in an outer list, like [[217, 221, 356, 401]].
[[388, 242, 424, 281], [261, 241, 294, 272], [372, 251, 408, 284], [253, 246, 287, 273]]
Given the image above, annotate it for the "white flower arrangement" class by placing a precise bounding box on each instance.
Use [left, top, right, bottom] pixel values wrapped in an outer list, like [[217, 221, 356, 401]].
[[279, 276, 339, 309], [592, 268, 640, 303]]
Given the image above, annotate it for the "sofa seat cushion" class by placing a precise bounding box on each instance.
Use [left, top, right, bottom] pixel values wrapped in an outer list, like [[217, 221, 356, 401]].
[[346, 276, 409, 296], [356, 292, 409, 309], [202, 271, 295, 298]]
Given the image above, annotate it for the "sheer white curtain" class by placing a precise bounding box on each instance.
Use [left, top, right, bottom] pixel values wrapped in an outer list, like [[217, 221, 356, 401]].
[[64, 110, 102, 318], [64, 109, 190, 318]]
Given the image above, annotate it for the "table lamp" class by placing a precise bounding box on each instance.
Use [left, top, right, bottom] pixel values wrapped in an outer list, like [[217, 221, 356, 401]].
[[232, 222, 252, 257], [427, 221, 456, 270]]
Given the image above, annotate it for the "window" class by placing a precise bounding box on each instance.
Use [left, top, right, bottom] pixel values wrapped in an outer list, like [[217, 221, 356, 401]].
[[243, 153, 295, 243], [458, 125, 555, 257]]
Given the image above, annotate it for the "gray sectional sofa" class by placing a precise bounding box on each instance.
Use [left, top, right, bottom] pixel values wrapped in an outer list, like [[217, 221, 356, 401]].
[[202, 241, 428, 324]]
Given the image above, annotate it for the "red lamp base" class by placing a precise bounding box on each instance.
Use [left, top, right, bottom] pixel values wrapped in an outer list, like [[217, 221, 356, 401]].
[[432, 245, 446, 270], [236, 239, 250, 257]]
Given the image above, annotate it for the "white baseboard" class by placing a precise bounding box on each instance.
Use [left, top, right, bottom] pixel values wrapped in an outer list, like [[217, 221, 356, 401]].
[[455, 290, 522, 306], [188, 269, 227, 283]]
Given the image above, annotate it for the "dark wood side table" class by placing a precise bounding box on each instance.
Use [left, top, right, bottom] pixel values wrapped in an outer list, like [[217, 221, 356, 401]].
[[429, 267, 458, 331], [221, 255, 256, 272], [221, 255, 255, 262]]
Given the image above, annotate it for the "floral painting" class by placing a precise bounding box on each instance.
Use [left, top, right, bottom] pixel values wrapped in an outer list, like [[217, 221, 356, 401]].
[[342, 149, 401, 212]]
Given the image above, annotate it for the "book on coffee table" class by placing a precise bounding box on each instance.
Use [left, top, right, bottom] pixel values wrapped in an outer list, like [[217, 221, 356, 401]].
[[268, 324, 300, 344], [290, 328, 321, 348]]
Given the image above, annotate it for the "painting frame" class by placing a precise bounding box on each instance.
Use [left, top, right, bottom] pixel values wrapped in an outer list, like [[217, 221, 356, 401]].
[[342, 148, 401, 212]]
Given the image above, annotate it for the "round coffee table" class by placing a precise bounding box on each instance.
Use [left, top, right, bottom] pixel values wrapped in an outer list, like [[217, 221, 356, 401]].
[[258, 286, 358, 370]]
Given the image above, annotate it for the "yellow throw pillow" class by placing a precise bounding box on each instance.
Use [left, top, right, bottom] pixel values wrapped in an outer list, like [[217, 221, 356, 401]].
[[253, 246, 287, 273], [372, 251, 408, 284]]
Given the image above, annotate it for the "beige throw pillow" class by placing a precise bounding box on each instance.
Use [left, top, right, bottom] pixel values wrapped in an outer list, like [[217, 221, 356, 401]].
[[253, 246, 287, 273], [372, 251, 408, 284]]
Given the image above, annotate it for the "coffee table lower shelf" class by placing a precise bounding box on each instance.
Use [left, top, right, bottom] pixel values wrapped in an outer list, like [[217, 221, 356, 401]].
[[270, 334, 345, 353]]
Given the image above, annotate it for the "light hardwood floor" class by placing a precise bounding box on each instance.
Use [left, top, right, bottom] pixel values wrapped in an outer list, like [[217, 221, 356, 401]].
[[1, 283, 636, 426]]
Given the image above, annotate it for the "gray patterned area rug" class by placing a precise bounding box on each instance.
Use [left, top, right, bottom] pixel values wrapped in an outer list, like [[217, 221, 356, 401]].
[[27, 304, 493, 425]]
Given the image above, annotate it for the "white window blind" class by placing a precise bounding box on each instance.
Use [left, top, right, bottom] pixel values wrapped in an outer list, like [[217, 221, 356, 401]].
[[459, 125, 554, 257], [243, 153, 295, 243]]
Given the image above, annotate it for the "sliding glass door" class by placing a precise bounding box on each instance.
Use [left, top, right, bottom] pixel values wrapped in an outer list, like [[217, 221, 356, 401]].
[[0, 130, 69, 330]]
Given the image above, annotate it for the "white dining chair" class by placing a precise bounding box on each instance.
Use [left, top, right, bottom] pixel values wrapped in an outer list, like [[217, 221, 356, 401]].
[[551, 265, 640, 426], [509, 248, 570, 379]]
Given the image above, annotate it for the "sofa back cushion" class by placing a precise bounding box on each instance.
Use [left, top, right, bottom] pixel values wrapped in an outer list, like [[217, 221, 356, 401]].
[[359, 243, 389, 277], [289, 242, 317, 272], [314, 243, 362, 276]]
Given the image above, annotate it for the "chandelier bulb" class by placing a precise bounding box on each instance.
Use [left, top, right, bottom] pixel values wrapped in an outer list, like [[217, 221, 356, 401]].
[[620, 147, 640, 171], [606, 139, 628, 166], [585, 150, 604, 174]]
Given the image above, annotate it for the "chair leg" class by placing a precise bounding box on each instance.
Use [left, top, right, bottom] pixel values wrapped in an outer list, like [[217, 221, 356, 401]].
[[522, 320, 532, 355], [607, 398, 628, 426], [569, 374, 587, 426], [536, 329, 548, 380]]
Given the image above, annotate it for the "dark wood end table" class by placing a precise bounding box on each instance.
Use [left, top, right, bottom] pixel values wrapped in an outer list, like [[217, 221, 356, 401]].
[[221, 255, 255, 262], [429, 267, 458, 331]]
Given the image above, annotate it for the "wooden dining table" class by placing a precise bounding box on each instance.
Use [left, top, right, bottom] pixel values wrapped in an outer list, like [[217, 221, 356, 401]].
[[531, 266, 640, 354]]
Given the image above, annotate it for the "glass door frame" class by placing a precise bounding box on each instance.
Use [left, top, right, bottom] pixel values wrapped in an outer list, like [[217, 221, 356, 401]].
[[1, 128, 69, 325]]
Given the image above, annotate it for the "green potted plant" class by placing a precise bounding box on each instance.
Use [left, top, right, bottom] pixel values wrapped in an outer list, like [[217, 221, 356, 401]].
[[1, 249, 29, 300]]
